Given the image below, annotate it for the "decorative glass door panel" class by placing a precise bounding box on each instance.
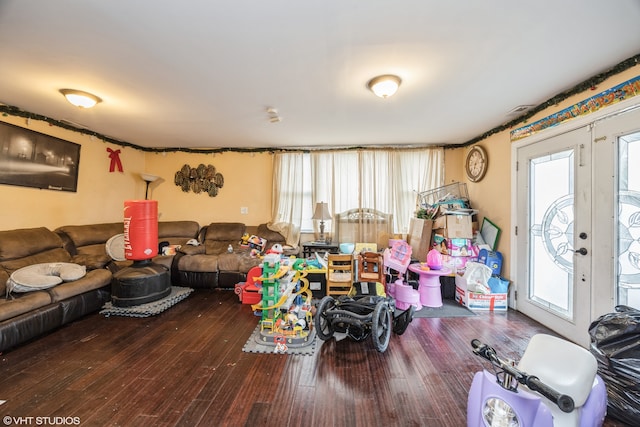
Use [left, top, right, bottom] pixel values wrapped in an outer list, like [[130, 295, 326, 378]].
[[516, 126, 592, 346], [529, 149, 574, 318], [617, 131, 640, 308]]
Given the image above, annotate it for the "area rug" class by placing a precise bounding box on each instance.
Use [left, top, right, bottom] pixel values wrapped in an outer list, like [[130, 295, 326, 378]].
[[100, 286, 194, 318], [242, 324, 317, 355], [408, 299, 477, 318]]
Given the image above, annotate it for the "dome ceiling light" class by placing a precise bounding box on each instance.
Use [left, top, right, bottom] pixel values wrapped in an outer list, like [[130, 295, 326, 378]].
[[59, 89, 102, 108], [367, 74, 401, 98]]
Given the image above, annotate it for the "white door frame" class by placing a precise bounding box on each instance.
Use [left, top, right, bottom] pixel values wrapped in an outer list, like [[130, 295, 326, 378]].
[[510, 97, 640, 335]]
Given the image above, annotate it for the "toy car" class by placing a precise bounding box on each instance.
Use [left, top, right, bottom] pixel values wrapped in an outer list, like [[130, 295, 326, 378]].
[[314, 294, 414, 352]]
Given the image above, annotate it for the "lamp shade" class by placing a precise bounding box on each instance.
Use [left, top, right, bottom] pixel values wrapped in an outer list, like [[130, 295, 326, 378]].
[[311, 202, 332, 221], [140, 173, 160, 183]]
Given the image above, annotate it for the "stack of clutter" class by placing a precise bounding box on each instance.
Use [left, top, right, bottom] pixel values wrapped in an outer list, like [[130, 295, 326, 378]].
[[414, 182, 478, 273]]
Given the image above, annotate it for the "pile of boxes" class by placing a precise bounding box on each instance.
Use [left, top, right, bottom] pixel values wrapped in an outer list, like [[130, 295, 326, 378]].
[[409, 182, 510, 311], [432, 211, 477, 273]]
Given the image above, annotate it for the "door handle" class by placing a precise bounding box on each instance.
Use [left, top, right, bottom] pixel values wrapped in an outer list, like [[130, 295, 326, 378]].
[[574, 248, 588, 255]]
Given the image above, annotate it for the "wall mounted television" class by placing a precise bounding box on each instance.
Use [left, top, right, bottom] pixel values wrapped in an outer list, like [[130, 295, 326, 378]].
[[0, 121, 80, 192]]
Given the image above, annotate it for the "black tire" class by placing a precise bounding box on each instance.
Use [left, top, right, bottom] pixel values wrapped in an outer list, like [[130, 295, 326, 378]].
[[372, 302, 392, 352], [393, 305, 415, 335], [315, 296, 336, 340]]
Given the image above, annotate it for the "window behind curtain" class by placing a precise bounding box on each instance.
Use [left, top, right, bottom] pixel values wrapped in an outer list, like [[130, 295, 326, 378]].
[[272, 148, 444, 236]]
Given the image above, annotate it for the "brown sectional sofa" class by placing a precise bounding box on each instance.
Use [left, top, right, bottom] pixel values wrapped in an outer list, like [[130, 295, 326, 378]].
[[0, 220, 297, 352], [56, 220, 201, 282], [0, 227, 112, 353], [176, 222, 299, 288]]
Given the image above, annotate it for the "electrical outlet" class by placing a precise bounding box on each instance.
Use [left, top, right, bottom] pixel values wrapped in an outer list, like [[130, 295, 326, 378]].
[[240, 207, 248, 215]]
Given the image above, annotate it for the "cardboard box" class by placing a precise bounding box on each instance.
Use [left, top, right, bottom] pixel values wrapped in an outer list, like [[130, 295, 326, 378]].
[[433, 214, 473, 239], [407, 218, 433, 262], [454, 275, 508, 311]]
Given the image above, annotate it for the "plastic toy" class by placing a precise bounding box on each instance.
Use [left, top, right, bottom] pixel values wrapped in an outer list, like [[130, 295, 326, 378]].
[[426, 247, 443, 270], [468, 334, 607, 427], [249, 255, 315, 347], [233, 265, 263, 305], [383, 240, 420, 310]]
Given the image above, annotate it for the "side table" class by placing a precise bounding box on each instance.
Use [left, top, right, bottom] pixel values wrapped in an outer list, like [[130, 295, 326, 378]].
[[302, 242, 340, 258], [408, 264, 452, 308]]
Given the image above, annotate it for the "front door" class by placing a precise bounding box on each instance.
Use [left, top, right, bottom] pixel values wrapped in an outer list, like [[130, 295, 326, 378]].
[[591, 107, 640, 312], [515, 126, 592, 346]]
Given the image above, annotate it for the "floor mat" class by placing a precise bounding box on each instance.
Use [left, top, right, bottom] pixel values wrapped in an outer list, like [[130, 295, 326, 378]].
[[100, 286, 194, 317], [242, 324, 317, 355], [406, 298, 477, 318]]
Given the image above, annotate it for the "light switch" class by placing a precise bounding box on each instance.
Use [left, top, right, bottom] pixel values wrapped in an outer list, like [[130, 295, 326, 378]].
[[240, 207, 248, 214]]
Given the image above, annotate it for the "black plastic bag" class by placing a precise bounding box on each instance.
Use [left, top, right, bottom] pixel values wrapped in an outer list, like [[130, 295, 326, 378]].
[[589, 305, 640, 425]]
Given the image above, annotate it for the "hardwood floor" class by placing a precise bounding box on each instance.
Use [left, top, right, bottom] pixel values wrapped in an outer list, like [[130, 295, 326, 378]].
[[0, 289, 631, 426]]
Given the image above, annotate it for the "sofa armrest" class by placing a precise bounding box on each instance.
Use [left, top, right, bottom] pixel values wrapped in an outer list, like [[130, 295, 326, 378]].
[[70, 253, 112, 270]]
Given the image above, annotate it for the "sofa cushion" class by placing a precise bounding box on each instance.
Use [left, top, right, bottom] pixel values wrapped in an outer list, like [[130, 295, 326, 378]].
[[177, 254, 219, 272], [0, 291, 53, 322], [0, 248, 72, 274], [256, 224, 286, 245], [56, 223, 124, 249], [205, 222, 245, 241], [237, 253, 262, 273], [0, 269, 8, 296], [47, 268, 111, 302], [0, 227, 64, 261], [7, 263, 87, 293], [216, 253, 240, 271], [205, 241, 242, 256], [158, 221, 200, 240]]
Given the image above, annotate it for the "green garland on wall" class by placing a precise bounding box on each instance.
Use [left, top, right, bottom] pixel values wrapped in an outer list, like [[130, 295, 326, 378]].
[[1, 53, 639, 152], [446, 53, 640, 149]]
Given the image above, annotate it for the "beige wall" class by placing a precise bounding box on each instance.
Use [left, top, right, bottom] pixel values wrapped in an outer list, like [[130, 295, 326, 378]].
[[0, 116, 273, 231], [143, 151, 273, 227], [0, 115, 145, 230]]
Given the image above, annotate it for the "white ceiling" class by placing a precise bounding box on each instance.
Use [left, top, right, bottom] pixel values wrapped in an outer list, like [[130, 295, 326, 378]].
[[1, 1, 639, 150]]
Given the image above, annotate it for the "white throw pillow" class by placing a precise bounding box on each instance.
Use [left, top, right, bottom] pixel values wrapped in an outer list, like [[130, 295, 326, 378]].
[[7, 263, 87, 293]]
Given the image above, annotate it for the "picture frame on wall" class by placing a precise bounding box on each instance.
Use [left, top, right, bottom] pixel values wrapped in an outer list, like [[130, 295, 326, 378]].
[[0, 121, 81, 192]]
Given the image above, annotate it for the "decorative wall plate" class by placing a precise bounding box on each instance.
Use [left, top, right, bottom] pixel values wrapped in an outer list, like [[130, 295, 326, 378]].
[[174, 163, 224, 197]]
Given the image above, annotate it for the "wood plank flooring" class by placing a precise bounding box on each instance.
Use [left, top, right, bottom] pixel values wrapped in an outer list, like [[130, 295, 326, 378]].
[[0, 289, 631, 426]]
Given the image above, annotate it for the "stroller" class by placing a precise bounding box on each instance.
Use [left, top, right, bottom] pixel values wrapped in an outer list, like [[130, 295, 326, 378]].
[[314, 293, 414, 352], [314, 242, 415, 353]]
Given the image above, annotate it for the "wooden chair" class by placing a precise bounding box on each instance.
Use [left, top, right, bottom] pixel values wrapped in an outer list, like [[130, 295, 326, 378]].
[[326, 254, 354, 296], [357, 251, 385, 286]]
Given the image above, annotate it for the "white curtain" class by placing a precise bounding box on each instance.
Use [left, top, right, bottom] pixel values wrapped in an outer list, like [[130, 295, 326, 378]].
[[271, 147, 444, 242], [270, 152, 305, 246]]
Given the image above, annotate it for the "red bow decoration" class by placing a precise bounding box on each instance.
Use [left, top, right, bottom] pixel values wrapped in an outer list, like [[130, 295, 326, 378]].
[[107, 148, 123, 172]]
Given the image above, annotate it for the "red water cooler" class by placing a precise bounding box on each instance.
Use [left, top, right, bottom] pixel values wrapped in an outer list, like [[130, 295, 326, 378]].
[[112, 200, 171, 307]]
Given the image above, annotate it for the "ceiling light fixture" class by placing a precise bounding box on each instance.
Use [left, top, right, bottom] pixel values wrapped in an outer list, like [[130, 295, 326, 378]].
[[367, 74, 401, 98], [59, 89, 102, 108]]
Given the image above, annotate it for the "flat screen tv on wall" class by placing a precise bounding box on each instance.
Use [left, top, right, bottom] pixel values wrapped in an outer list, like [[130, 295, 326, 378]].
[[0, 121, 80, 192]]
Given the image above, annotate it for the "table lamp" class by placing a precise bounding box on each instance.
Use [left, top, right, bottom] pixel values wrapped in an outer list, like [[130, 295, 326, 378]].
[[312, 202, 332, 243]]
